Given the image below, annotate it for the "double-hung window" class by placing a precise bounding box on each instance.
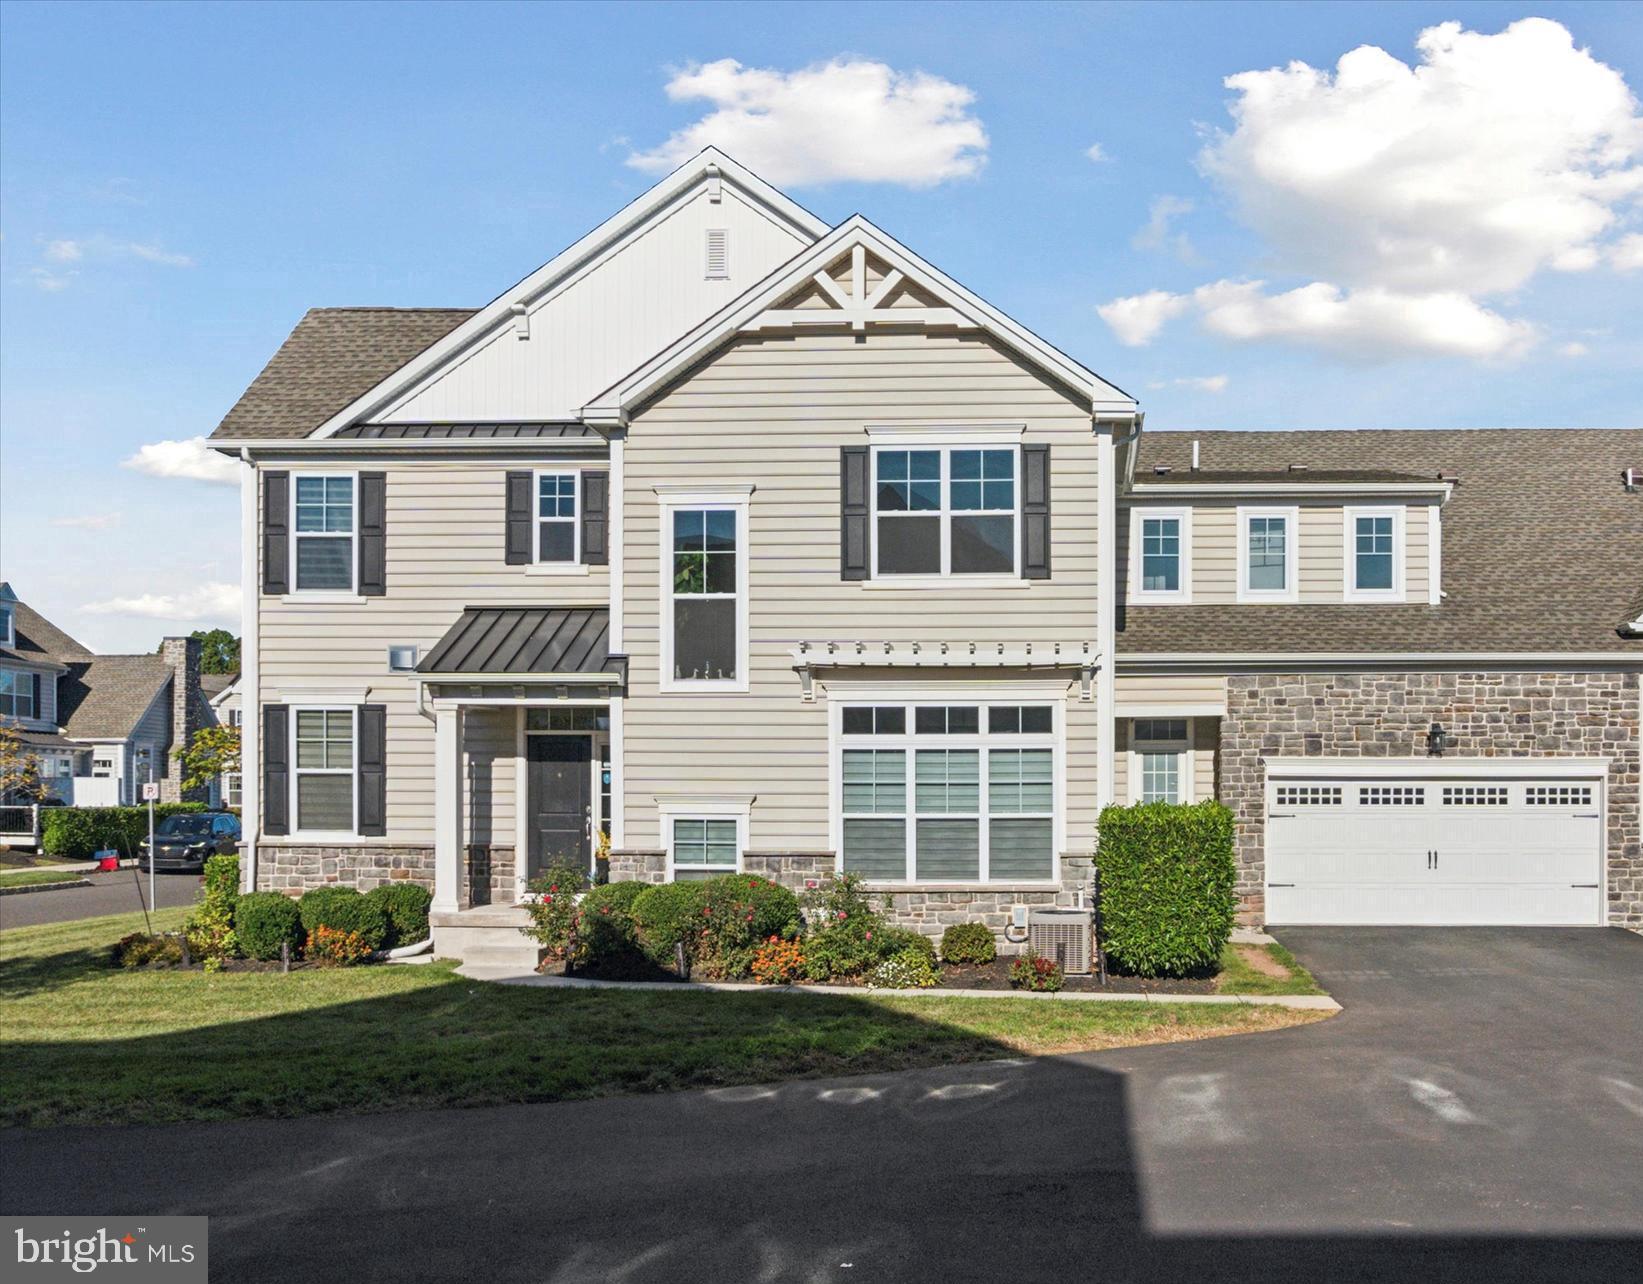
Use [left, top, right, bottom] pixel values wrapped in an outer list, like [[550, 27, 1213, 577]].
[[1132, 718, 1190, 804], [292, 475, 355, 593], [1131, 508, 1190, 602], [0, 604, 13, 647], [1344, 506, 1403, 601], [659, 489, 749, 691], [1237, 506, 1299, 603], [536, 472, 577, 563], [873, 447, 1017, 577], [0, 669, 35, 719], [293, 708, 355, 833], [839, 702, 1057, 884]]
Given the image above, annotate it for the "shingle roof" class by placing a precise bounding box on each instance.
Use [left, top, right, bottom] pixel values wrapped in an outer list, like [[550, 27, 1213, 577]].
[[418, 608, 615, 676], [332, 423, 599, 439], [1119, 428, 1643, 655], [199, 672, 237, 700], [0, 592, 92, 667], [57, 656, 171, 739], [211, 308, 476, 440]]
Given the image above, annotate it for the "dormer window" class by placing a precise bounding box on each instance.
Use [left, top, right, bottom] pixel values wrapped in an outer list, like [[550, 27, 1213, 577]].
[[1344, 506, 1404, 602], [0, 604, 12, 647], [1129, 507, 1191, 603], [1237, 507, 1299, 603]]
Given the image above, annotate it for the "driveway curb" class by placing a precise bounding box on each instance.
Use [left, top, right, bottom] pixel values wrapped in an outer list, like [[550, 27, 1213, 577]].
[[0, 878, 93, 897]]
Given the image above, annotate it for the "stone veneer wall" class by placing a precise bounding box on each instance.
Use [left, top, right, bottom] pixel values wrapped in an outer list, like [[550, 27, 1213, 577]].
[[1220, 670, 1642, 929], [257, 844, 515, 909], [608, 849, 1097, 952]]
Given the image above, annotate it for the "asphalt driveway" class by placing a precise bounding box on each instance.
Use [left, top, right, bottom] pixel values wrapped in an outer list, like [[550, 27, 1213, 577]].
[[0, 868, 198, 928], [2, 928, 1638, 1283]]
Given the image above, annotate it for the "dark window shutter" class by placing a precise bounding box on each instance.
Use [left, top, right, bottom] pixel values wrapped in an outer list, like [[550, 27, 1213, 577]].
[[357, 704, 387, 837], [841, 446, 870, 580], [1021, 444, 1051, 580], [263, 705, 289, 836], [580, 470, 609, 565], [32, 672, 42, 717], [505, 470, 532, 564], [359, 472, 386, 596], [263, 471, 290, 595]]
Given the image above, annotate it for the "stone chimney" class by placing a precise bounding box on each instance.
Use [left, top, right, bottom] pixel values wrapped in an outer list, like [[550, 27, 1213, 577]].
[[159, 636, 206, 803]]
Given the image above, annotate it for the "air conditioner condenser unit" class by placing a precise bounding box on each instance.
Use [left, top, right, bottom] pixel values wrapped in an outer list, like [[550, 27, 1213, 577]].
[[1026, 907, 1093, 975]]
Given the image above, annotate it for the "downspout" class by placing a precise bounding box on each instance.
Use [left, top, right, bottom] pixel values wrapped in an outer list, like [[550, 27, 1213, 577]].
[[238, 447, 259, 894]]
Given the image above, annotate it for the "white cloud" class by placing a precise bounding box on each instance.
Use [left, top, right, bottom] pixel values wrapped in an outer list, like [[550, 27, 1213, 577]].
[[50, 512, 122, 531], [44, 239, 83, 262], [1096, 289, 1191, 346], [82, 582, 242, 623], [124, 242, 195, 267], [1612, 233, 1643, 271], [1558, 341, 1591, 357], [32, 234, 195, 288], [628, 57, 987, 187], [1179, 374, 1228, 393], [1085, 142, 1109, 163], [31, 267, 76, 292], [121, 436, 238, 485], [1132, 195, 1196, 261]]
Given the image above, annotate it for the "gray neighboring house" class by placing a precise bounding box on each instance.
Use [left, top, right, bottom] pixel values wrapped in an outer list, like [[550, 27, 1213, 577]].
[[0, 583, 209, 806], [203, 150, 1642, 965]]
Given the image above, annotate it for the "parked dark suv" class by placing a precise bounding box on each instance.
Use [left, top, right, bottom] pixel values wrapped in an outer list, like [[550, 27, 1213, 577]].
[[141, 812, 241, 873]]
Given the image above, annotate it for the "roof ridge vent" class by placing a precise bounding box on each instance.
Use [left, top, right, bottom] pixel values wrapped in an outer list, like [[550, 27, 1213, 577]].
[[1286, 463, 1309, 472], [1152, 464, 1172, 476]]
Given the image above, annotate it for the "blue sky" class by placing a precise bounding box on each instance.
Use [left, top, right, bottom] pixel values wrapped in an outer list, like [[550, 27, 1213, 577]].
[[2, 0, 1639, 651]]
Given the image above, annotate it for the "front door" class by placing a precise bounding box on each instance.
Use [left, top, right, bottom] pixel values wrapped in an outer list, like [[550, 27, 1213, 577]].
[[528, 736, 592, 880]]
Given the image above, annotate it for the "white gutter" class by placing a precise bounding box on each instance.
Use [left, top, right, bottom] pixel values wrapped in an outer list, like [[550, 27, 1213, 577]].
[[1128, 481, 1453, 499], [209, 437, 610, 454]]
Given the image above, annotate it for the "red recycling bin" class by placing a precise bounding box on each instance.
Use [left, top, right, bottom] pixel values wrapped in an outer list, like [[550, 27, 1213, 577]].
[[97, 854, 120, 872]]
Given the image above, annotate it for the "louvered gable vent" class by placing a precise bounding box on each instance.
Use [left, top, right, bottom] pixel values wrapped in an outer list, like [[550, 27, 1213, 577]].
[[705, 228, 729, 280]]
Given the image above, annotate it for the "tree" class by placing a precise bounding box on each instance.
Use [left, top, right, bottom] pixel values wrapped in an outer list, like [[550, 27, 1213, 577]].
[[191, 629, 240, 675], [177, 724, 240, 794], [0, 722, 48, 804]]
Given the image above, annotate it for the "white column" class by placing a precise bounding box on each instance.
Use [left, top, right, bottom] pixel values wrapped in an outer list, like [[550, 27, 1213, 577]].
[[239, 452, 259, 892], [433, 705, 461, 913], [1095, 421, 1118, 810]]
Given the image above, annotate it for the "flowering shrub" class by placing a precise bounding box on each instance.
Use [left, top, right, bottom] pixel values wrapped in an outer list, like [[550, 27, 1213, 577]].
[[632, 881, 707, 968], [578, 880, 647, 962], [521, 863, 588, 960], [869, 946, 939, 990], [298, 887, 388, 951], [696, 875, 802, 978], [1008, 951, 1064, 993], [800, 872, 892, 981], [307, 924, 373, 967], [750, 936, 805, 984]]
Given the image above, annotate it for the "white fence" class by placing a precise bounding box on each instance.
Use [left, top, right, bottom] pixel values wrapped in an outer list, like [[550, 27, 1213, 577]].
[[65, 777, 121, 807]]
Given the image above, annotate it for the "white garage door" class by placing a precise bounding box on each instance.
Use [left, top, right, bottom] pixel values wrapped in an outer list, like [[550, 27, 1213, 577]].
[[1265, 770, 1604, 926]]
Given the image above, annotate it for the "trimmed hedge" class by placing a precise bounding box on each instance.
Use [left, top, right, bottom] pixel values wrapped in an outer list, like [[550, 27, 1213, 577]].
[[631, 881, 706, 966], [202, 854, 240, 903], [1096, 800, 1237, 977], [579, 881, 647, 961], [366, 883, 432, 948], [41, 803, 209, 860], [940, 922, 996, 966], [297, 887, 388, 952], [235, 892, 304, 961]]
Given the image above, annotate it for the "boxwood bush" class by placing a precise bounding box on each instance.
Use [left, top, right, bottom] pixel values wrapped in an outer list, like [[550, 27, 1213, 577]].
[[940, 922, 996, 966], [1095, 800, 1237, 977], [631, 881, 706, 967], [297, 886, 389, 952], [365, 882, 433, 948], [579, 881, 647, 961], [235, 892, 304, 961], [41, 803, 209, 860]]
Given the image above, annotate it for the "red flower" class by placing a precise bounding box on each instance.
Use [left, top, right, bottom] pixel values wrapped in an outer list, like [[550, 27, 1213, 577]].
[[543, 894, 553, 902], [703, 906, 711, 915], [865, 931, 872, 941]]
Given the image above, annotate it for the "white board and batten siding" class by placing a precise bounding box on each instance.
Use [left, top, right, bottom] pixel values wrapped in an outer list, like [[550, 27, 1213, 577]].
[[377, 187, 811, 425], [1264, 762, 1606, 926], [620, 328, 1106, 855], [256, 461, 610, 846]]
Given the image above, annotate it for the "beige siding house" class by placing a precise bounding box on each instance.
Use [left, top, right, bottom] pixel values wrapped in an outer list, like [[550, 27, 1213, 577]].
[[207, 150, 1642, 962]]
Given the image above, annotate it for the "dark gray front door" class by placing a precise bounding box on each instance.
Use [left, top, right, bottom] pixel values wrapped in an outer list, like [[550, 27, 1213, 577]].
[[528, 736, 592, 878]]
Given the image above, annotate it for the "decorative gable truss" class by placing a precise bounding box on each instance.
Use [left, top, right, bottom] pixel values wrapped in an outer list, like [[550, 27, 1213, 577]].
[[749, 244, 964, 334]]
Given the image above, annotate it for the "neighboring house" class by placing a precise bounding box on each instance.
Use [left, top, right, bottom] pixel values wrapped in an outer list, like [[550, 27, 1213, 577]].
[[0, 583, 210, 805], [206, 150, 1642, 962], [203, 672, 242, 808]]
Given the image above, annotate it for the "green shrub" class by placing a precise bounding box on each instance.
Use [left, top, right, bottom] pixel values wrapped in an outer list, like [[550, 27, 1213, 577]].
[[874, 926, 936, 963], [111, 932, 183, 969], [203, 854, 240, 903], [695, 874, 802, 979], [870, 946, 939, 989], [1009, 951, 1064, 992], [799, 872, 893, 982], [520, 864, 588, 959], [41, 803, 208, 860], [578, 881, 647, 961], [1096, 800, 1237, 978], [298, 887, 389, 952], [940, 922, 996, 966], [631, 881, 706, 967], [235, 892, 304, 961], [366, 882, 433, 948], [184, 853, 241, 962]]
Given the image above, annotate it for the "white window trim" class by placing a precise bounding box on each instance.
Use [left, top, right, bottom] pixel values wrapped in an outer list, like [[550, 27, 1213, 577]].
[[1129, 506, 1192, 604], [0, 606, 13, 647], [1236, 505, 1300, 604], [656, 488, 751, 695], [1129, 717, 1194, 805], [290, 705, 358, 839], [532, 468, 580, 568], [868, 442, 1022, 581], [0, 668, 36, 721], [289, 470, 359, 598], [1343, 505, 1406, 603], [659, 798, 750, 879], [830, 694, 1065, 887]]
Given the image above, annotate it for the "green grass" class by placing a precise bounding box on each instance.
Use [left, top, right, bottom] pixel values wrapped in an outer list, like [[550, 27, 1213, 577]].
[[0, 909, 1327, 1128], [0, 868, 86, 889], [1213, 942, 1325, 996]]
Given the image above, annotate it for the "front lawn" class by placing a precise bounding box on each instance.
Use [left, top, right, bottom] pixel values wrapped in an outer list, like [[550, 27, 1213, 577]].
[[0, 868, 86, 889], [0, 909, 1328, 1128], [1213, 942, 1325, 996]]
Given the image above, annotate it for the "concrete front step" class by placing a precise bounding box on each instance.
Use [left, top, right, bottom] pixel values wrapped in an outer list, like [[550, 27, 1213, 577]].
[[431, 905, 543, 968]]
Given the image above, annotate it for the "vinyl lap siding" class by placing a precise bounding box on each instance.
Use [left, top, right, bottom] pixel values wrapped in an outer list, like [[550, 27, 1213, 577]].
[[621, 329, 1103, 856]]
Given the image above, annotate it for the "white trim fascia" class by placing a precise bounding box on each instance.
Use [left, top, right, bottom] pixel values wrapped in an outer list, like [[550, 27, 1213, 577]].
[[1429, 501, 1443, 606], [213, 438, 613, 455], [1264, 756, 1610, 779], [608, 695, 625, 848], [240, 454, 259, 889], [1128, 505, 1192, 605], [657, 490, 751, 695], [583, 215, 1137, 423], [864, 422, 1026, 446], [311, 150, 828, 438], [271, 685, 372, 705], [514, 708, 528, 901], [1235, 505, 1301, 605], [1116, 702, 1227, 718], [1130, 481, 1453, 499], [608, 433, 625, 653], [651, 482, 756, 499], [1343, 504, 1406, 603]]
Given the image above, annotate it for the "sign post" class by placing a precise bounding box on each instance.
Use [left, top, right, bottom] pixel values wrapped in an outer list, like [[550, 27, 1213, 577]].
[[142, 765, 159, 914]]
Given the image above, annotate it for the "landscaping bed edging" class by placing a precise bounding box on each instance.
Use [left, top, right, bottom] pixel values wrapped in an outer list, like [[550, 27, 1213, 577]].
[[0, 877, 93, 896]]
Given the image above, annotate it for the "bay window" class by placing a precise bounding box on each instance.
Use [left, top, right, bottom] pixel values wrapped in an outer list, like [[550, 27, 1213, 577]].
[[839, 702, 1058, 883]]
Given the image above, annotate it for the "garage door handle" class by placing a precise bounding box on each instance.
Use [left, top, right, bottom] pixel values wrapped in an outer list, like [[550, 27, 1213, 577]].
[[1576, 813, 1600, 819], [1571, 883, 1599, 889], [1268, 813, 1295, 819], [1267, 883, 1295, 888]]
